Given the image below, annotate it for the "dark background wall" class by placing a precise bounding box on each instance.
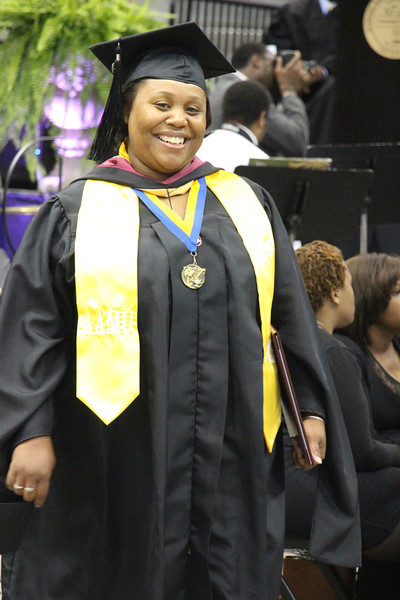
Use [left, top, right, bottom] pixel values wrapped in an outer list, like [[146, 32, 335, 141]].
[[333, 0, 400, 143]]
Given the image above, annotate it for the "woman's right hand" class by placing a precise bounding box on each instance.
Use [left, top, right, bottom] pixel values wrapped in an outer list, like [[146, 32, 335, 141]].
[[6, 436, 56, 507]]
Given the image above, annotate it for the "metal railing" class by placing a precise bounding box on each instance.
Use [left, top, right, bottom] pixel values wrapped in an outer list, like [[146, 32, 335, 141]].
[[170, 0, 276, 59]]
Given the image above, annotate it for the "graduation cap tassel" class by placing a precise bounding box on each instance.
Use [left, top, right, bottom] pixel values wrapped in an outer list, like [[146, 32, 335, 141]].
[[88, 42, 123, 164]]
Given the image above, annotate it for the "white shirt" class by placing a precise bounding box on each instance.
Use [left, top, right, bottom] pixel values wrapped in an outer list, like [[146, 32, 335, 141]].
[[197, 126, 270, 173], [318, 0, 337, 15]]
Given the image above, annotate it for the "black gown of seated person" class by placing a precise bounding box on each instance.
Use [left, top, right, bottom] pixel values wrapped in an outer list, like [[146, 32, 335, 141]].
[[285, 330, 400, 552], [0, 161, 360, 600], [366, 338, 400, 445]]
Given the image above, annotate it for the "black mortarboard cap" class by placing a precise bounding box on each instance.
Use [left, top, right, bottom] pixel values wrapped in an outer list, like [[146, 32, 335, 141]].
[[90, 21, 234, 89], [88, 22, 234, 163]]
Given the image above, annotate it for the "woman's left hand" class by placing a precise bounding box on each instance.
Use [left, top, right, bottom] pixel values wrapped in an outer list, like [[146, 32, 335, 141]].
[[292, 417, 326, 471]]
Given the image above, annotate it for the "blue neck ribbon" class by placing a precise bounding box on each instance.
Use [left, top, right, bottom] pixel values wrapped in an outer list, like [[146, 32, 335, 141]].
[[133, 176, 207, 252]]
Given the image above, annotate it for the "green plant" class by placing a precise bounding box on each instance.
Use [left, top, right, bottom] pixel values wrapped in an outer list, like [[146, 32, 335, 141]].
[[0, 0, 167, 152]]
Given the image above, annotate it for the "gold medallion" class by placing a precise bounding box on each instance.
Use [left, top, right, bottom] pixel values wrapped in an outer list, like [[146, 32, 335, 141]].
[[363, 0, 400, 60], [181, 264, 206, 289], [181, 253, 206, 289]]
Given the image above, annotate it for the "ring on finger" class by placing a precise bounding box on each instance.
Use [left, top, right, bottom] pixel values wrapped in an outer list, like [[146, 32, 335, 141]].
[[13, 483, 24, 491], [23, 487, 36, 493]]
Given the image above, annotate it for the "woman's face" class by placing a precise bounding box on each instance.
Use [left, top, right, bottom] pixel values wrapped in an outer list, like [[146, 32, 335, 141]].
[[125, 78, 207, 181], [335, 266, 355, 328], [377, 278, 400, 335]]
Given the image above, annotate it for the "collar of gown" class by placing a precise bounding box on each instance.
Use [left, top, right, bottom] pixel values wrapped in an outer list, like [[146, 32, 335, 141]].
[[97, 143, 205, 185]]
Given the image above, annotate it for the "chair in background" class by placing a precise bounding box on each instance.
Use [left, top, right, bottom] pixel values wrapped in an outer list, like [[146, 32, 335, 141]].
[[281, 543, 357, 600]]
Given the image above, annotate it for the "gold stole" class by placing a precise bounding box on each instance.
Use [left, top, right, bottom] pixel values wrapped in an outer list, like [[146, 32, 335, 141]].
[[75, 171, 280, 451], [205, 171, 280, 451], [75, 181, 140, 424]]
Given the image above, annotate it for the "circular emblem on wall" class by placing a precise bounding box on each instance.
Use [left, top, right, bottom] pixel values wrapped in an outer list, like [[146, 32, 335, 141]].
[[363, 0, 400, 59]]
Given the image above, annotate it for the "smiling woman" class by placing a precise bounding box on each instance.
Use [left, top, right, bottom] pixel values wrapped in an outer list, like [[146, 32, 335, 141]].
[[0, 21, 360, 600], [125, 79, 207, 182]]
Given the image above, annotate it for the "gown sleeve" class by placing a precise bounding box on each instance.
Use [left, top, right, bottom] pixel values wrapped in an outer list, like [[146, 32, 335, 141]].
[[0, 196, 76, 457], [261, 186, 329, 417]]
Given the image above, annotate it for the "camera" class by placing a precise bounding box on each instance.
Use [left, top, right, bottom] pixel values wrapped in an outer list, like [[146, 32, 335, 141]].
[[278, 50, 316, 72]]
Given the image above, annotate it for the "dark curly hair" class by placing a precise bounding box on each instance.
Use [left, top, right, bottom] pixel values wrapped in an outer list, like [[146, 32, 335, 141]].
[[295, 240, 346, 313], [345, 253, 400, 351]]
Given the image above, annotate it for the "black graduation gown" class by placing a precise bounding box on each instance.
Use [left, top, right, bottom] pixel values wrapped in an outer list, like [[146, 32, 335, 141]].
[[0, 162, 360, 600]]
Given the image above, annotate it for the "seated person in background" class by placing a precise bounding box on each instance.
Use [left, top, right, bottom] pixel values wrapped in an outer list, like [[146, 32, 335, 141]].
[[286, 241, 400, 599], [197, 80, 270, 171], [341, 253, 400, 446], [208, 42, 310, 157], [263, 0, 338, 144]]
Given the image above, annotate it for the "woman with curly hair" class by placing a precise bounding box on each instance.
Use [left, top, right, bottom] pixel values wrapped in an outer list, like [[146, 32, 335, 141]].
[[285, 241, 400, 599]]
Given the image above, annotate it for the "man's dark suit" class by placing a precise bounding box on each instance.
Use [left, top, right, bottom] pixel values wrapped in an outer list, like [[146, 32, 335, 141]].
[[264, 0, 338, 144], [264, 0, 338, 75]]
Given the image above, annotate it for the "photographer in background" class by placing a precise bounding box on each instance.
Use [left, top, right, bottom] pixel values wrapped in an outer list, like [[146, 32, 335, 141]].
[[208, 42, 311, 157], [263, 0, 338, 144]]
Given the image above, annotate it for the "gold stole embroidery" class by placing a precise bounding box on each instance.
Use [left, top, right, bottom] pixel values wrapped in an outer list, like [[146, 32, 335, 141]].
[[75, 171, 280, 450]]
